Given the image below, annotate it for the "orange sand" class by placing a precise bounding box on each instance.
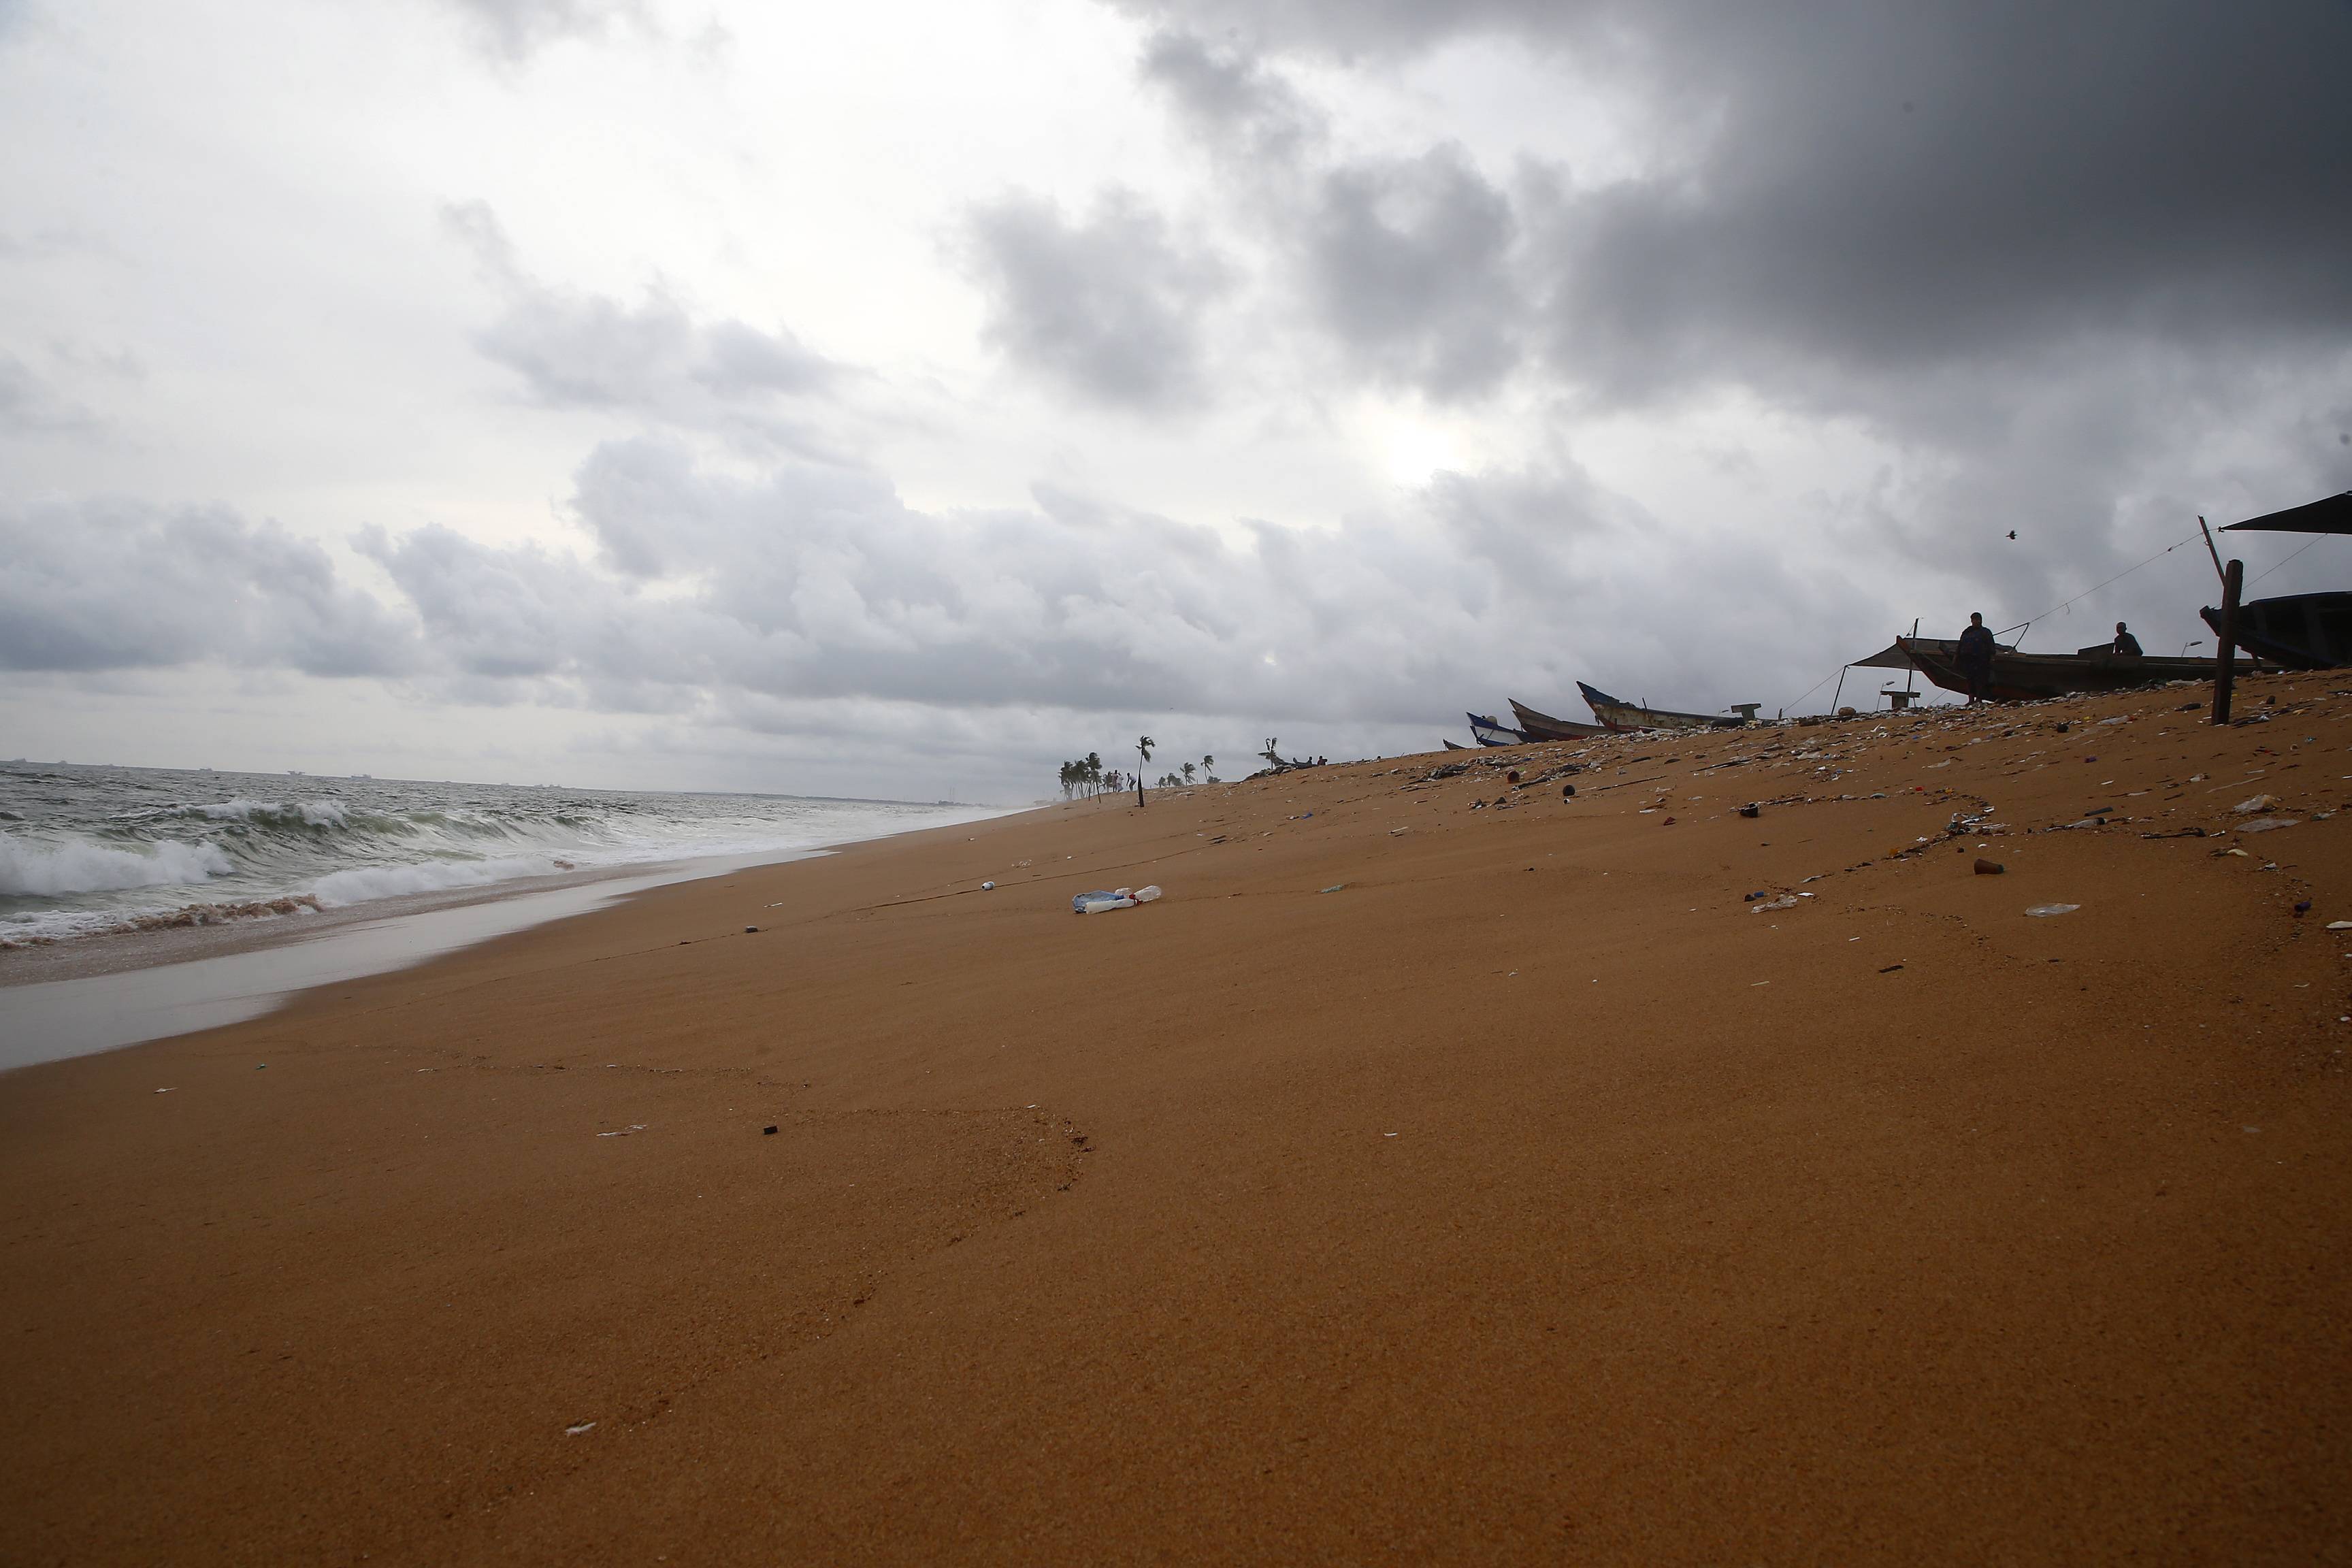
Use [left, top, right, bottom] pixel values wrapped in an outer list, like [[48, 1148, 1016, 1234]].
[[5, 674, 2350, 1564]]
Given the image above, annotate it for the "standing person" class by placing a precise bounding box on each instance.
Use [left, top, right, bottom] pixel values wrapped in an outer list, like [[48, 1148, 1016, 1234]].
[[2112, 621, 2142, 656], [1956, 612, 1997, 704]]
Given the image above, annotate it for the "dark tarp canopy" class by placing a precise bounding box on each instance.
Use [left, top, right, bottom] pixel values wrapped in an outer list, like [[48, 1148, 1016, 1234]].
[[2221, 491, 2352, 535], [1848, 640, 1919, 670]]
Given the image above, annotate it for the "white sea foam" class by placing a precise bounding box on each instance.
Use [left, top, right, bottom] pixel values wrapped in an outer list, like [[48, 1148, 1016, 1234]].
[[0, 833, 233, 896], [308, 856, 554, 907]]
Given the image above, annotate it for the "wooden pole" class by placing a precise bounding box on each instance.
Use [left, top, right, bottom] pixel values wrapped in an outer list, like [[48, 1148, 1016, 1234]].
[[2198, 516, 2227, 585], [2213, 557, 2242, 725]]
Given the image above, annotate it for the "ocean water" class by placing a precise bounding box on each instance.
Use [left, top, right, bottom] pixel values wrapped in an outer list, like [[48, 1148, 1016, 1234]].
[[0, 762, 994, 949]]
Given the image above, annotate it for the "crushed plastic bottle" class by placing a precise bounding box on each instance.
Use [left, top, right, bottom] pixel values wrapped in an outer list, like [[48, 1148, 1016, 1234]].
[[1073, 884, 1162, 913]]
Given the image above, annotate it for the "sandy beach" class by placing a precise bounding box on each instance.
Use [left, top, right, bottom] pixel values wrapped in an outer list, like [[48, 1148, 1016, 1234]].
[[5, 674, 2349, 1564]]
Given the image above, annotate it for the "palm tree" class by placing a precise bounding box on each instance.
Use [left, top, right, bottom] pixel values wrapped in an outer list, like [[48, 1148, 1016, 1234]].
[[1135, 736, 1154, 807], [1203, 753, 1215, 783], [1181, 762, 1196, 785]]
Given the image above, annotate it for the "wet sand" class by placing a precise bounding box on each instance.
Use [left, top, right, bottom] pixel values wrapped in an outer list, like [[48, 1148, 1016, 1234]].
[[5, 675, 2349, 1564]]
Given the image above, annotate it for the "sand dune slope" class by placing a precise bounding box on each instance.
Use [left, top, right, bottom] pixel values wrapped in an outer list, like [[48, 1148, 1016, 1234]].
[[5, 676, 2350, 1564]]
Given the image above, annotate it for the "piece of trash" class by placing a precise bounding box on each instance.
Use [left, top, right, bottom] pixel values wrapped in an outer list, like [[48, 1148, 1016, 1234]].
[[596, 1124, 649, 1138], [744, 926, 760, 934], [1750, 896, 1798, 913], [1662, 815, 1677, 826], [1879, 963, 1904, 973], [2025, 903, 2080, 917], [154, 1088, 174, 1094], [1737, 804, 1760, 818], [1388, 826, 1411, 835], [1974, 858, 2005, 875], [981, 881, 996, 890], [762, 1125, 777, 1135], [1320, 884, 1347, 894], [566, 1422, 595, 1436], [2236, 794, 2276, 813], [1561, 784, 1576, 798], [1132, 885, 1162, 902], [2294, 900, 2313, 916], [2223, 847, 2250, 858], [1384, 1132, 1398, 1138], [255, 1063, 267, 1070], [2240, 818, 2298, 833], [2327, 921, 2352, 931]]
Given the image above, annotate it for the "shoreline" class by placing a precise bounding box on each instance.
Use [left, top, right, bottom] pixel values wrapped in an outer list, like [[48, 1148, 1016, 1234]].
[[5, 679, 2347, 1562], [0, 808, 1024, 1071]]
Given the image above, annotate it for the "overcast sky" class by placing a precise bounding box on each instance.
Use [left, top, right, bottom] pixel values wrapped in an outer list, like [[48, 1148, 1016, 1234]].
[[3, 0, 2348, 800]]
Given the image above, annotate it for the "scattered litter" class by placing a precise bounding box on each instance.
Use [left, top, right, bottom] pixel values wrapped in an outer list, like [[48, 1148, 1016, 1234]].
[[1388, 826, 1410, 835], [1384, 1132, 1399, 1138], [2294, 900, 2313, 917], [2240, 818, 2299, 833], [2222, 847, 2251, 858], [154, 1087, 174, 1094], [596, 1124, 649, 1138], [1561, 784, 1576, 798], [1750, 896, 1799, 913], [762, 1125, 777, 1135], [1737, 804, 1760, 817], [2236, 794, 2276, 813], [1879, 963, 1904, 973], [981, 881, 996, 890], [1073, 885, 1162, 914], [1743, 889, 1769, 902], [1974, 858, 2006, 875], [255, 1063, 267, 1070], [744, 926, 760, 934], [566, 1422, 595, 1436], [2025, 904, 2080, 917], [1320, 884, 1347, 894], [2326, 921, 2352, 931]]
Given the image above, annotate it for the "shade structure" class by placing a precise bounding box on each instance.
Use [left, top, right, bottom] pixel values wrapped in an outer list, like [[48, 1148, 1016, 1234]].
[[1847, 640, 1918, 670], [2221, 491, 2352, 535]]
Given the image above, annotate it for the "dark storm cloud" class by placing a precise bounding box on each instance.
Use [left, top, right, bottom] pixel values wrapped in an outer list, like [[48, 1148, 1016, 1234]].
[[1117, 1, 2352, 399], [961, 191, 1230, 410], [444, 201, 836, 444], [1303, 146, 1522, 396], [1139, 29, 1323, 166], [0, 503, 419, 676], [438, 0, 644, 61]]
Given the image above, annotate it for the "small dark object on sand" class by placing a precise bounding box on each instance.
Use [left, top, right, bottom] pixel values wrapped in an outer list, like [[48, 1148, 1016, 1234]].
[[1507, 770, 1520, 784], [1880, 963, 1905, 973], [1562, 783, 1576, 798], [745, 926, 760, 934], [1738, 804, 1761, 818], [2295, 900, 2313, 916], [1975, 858, 2005, 875], [763, 1125, 777, 1135]]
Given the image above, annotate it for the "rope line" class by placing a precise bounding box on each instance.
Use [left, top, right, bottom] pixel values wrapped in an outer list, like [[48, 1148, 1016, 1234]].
[[2001, 529, 2200, 646], [2247, 532, 2331, 589]]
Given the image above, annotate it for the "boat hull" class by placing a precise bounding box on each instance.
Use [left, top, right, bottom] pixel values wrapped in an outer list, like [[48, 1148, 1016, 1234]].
[[1467, 713, 1527, 747], [1895, 637, 2215, 702], [2200, 592, 2352, 670], [1507, 699, 1610, 741], [1575, 681, 1748, 732]]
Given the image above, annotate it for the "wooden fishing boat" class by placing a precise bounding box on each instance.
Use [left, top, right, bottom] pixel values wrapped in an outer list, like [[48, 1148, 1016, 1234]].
[[1895, 636, 2215, 701], [1442, 738, 1472, 751], [2204, 496, 2352, 668], [1507, 699, 1611, 742], [2199, 591, 2352, 670], [1467, 713, 1527, 747], [1576, 682, 1753, 732]]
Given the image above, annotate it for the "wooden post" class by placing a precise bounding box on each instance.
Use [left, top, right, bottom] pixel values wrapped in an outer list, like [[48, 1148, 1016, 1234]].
[[2213, 557, 2242, 725]]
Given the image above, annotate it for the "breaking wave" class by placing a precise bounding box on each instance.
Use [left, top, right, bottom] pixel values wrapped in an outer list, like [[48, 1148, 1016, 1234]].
[[0, 764, 996, 949], [0, 835, 235, 896]]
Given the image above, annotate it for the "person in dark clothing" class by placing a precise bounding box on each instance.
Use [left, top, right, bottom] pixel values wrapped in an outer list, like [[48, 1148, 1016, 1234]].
[[2112, 621, 2142, 656], [1956, 612, 1997, 704]]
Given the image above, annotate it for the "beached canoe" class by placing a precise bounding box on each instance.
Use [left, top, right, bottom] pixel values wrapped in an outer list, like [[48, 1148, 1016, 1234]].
[[1576, 682, 1752, 732], [2200, 591, 2352, 670], [1895, 636, 2215, 701], [1467, 713, 1528, 747], [1507, 699, 1612, 742]]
